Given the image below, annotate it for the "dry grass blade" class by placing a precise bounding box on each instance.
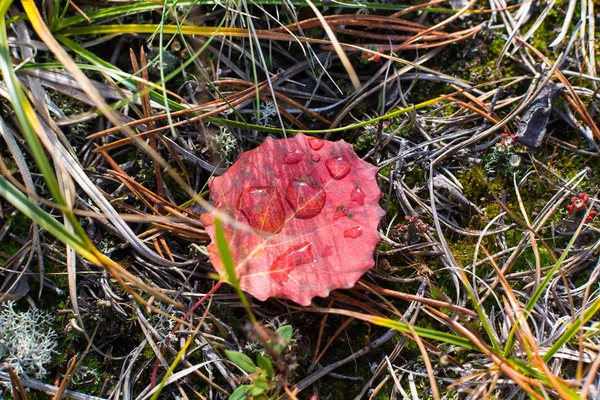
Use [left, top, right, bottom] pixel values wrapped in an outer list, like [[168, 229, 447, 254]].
[[517, 38, 600, 142]]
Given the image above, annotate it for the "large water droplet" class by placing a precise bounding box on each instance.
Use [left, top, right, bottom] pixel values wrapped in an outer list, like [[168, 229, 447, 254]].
[[285, 176, 327, 219], [308, 137, 325, 150], [283, 150, 304, 165], [270, 242, 314, 285], [326, 156, 351, 180], [343, 226, 363, 238], [237, 186, 285, 233], [311, 154, 321, 163], [350, 184, 365, 205]]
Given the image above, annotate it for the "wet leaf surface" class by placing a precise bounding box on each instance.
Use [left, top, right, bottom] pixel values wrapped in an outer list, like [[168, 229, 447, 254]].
[[202, 133, 385, 305]]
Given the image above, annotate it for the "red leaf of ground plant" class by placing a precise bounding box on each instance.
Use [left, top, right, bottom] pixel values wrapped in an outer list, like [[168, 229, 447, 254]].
[[201, 133, 385, 306]]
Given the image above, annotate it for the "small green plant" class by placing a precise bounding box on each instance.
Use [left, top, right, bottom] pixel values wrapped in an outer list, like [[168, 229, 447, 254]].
[[226, 324, 294, 400], [360, 45, 381, 63], [390, 215, 430, 244], [484, 133, 521, 180], [566, 193, 597, 222], [354, 131, 377, 151]]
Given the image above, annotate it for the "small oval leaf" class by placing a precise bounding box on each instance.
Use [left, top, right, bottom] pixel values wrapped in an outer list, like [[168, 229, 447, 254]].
[[253, 375, 270, 391], [229, 384, 251, 400], [276, 325, 293, 345], [256, 354, 274, 378], [225, 350, 257, 373]]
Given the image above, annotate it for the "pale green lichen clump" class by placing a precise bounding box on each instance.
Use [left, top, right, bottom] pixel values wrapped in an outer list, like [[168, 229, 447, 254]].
[[0, 301, 57, 380], [214, 127, 238, 166]]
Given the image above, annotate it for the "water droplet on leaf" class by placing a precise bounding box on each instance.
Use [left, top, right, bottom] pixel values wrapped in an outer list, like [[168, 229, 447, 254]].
[[321, 245, 333, 258], [311, 154, 321, 163], [283, 150, 304, 165], [308, 137, 325, 150], [343, 226, 363, 238], [270, 242, 314, 285], [350, 184, 365, 205], [285, 176, 327, 219], [237, 186, 285, 233], [333, 205, 353, 221], [326, 156, 351, 180]]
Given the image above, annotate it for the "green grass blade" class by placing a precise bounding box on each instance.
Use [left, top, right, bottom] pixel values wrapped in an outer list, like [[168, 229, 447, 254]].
[[542, 257, 600, 362], [55, 35, 187, 112], [51, 1, 450, 31], [0, 6, 91, 245], [0, 177, 96, 261], [214, 218, 257, 324], [149, 322, 202, 400], [0, 11, 63, 209], [504, 216, 587, 357]]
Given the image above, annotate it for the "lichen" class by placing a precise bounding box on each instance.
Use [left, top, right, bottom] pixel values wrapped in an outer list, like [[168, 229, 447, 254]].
[[0, 301, 57, 380]]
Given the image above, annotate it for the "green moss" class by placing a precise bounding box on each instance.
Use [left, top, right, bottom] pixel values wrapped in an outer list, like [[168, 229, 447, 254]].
[[410, 80, 450, 106], [316, 322, 395, 398], [354, 132, 377, 151], [6, 212, 32, 237], [376, 242, 394, 252], [384, 197, 401, 217], [459, 167, 503, 206], [446, 236, 478, 266], [509, 246, 555, 273], [378, 164, 393, 178], [489, 38, 505, 57], [0, 236, 25, 263], [403, 165, 424, 188]]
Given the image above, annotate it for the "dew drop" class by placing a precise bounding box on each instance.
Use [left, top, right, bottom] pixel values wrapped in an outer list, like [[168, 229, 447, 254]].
[[343, 226, 363, 238], [321, 245, 333, 258], [326, 156, 351, 180], [333, 205, 352, 221], [308, 137, 325, 150], [283, 150, 304, 165], [236, 186, 285, 233], [350, 184, 365, 205], [311, 154, 321, 163], [274, 169, 281, 179], [285, 176, 327, 219], [270, 242, 314, 285]]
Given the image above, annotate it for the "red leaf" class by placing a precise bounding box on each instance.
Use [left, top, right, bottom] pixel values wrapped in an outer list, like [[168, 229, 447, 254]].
[[201, 133, 385, 305]]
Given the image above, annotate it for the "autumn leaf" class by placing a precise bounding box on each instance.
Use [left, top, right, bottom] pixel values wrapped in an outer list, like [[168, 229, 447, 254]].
[[201, 133, 385, 306]]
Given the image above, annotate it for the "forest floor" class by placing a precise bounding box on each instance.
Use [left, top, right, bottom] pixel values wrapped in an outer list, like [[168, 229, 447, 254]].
[[1, 0, 600, 399]]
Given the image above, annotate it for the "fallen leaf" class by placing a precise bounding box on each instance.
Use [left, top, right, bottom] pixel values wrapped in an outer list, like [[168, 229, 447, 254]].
[[201, 133, 385, 305]]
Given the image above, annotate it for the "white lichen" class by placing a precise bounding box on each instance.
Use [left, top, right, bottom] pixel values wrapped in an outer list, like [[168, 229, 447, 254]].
[[213, 127, 238, 166], [252, 101, 278, 126], [151, 312, 176, 342], [0, 301, 57, 379]]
